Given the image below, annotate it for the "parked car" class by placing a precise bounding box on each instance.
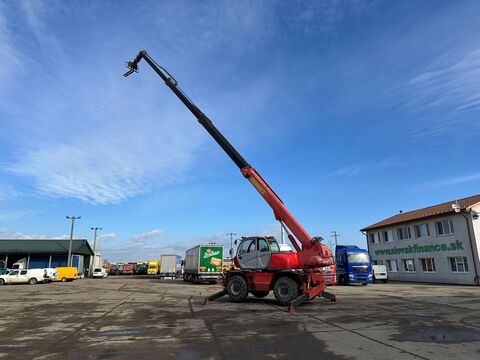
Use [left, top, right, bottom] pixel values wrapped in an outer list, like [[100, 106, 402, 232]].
[[372, 265, 388, 283], [0, 269, 47, 285], [92, 268, 108, 278], [55, 267, 79, 282]]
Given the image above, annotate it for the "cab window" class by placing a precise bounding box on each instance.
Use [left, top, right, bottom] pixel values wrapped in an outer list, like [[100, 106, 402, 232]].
[[238, 239, 255, 255], [9, 270, 19, 276], [20, 270, 28, 275], [247, 240, 257, 253], [268, 240, 280, 253], [258, 239, 269, 252]]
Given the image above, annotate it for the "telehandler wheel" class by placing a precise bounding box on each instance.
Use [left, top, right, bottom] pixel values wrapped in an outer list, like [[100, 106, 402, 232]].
[[226, 275, 248, 302], [273, 276, 299, 305], [251, 291, 269, 298]]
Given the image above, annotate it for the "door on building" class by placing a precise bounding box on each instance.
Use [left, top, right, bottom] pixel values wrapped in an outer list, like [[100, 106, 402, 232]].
[[29, 256, 49, 269]]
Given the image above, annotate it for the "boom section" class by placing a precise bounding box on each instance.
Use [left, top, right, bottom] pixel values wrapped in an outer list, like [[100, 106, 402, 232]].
[[124, 51, 248, 170], [124, 51, 318, 251]]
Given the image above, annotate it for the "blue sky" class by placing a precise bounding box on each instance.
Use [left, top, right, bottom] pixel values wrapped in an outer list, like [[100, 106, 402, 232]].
[[0, 1, 479, 261]]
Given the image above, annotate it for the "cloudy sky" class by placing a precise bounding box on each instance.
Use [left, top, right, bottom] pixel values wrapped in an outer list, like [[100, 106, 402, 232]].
[[0, 0, 479, 261]]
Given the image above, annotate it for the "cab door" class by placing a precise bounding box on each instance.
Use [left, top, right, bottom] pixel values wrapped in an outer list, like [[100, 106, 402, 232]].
[[237, 238, 258, 270], [7, 270, 20, 284], [257, 238, 271, 270], [18, 270, 29, 283]]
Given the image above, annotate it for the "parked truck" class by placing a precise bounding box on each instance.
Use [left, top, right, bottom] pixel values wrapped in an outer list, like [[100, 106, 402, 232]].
[[184, 245, 224, 283], [159, 255, 182, 278], [0, 260, 7, 275], [147, 260, 160, 275], [335, 245, 372, 285], [122, 263, 136, 275]]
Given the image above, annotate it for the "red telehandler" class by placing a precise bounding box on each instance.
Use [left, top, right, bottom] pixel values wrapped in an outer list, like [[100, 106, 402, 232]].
[[123, 51, 336, 310]]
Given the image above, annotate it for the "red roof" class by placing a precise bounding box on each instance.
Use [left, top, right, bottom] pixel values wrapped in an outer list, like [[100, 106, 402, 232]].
[[361, 194, 480, 231]]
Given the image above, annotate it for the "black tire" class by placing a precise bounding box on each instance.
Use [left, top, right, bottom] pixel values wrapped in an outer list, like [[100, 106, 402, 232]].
[[0, 278, 5, 285], [273, 276, 299, 305], [251, 291, 269, 299], [61, 277, 67, 282], [361, 282, 367, 286], [29, 278, 38, 285], [382, 279, 388, 284], [339, 275, 346, 285], [226, 275, 248, 302]]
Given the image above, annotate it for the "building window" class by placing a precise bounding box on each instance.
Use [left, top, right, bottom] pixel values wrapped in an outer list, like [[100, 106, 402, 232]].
[[403, 259, 416, 272], [436, 220, 454, 235], [373, 260, 383, 265], [370, 232, 381, 244], [449, 257, 469, 273], [387, 259, 398, 272], [415, 223, 430, 238], [397, 227, 411, 240], [421, 258, 436, 272], [383, 230, 393, 242]]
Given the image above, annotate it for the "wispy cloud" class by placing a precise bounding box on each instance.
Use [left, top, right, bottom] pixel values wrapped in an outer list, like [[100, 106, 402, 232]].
[[327, 158, 398, 178], [433, 172, 480, 187], [97, 233, 116, 242], [396, 47, 480, 139], [405, 48, 480, 114], [283, 0, 373, 34], [0, 227, 50, 239], [132, 229, 163, 244], [0, 4, 23, 93]]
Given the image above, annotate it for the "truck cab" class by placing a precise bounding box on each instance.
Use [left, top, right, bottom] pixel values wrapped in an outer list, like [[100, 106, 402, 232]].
[[235, 237, 299, 271], [335, 245, 372, 285], [147, 260, 160, 275]]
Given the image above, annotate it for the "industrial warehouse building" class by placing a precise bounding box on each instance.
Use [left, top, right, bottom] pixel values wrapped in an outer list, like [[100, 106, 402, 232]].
[[362, 194, 480, 285], [0, 239, 94, 276]]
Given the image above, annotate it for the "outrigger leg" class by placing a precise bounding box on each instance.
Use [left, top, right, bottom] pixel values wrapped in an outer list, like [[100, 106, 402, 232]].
[[203, 289, 228, 305], [321, 291, 337, 302]]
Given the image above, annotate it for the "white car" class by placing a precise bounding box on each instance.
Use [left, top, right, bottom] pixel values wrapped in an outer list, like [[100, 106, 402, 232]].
[[0, 269, 47, 285], [92, 268, 108, 278]]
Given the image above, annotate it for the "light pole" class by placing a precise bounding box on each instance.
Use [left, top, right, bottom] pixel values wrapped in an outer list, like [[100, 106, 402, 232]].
[[66, 216, 81, 267], [89, 227, 102, 277], [331, 231, 340, 248], [226, 232, 236, 258]]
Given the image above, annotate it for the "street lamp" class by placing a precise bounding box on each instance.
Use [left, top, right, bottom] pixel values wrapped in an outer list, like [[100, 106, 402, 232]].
[[226, 232, 236, 258], [66, 216, 81, 267], [89, 227, 102, 277]]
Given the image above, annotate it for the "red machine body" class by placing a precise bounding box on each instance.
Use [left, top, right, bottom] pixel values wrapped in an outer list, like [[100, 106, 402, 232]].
[[123, 51, 336, 309]]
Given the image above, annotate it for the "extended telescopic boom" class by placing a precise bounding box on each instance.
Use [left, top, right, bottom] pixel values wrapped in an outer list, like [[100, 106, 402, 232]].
[[124, 51, 331, 264]]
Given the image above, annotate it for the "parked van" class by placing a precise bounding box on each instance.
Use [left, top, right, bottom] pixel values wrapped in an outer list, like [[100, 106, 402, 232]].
[[372, 265, 388, 283], [44, 268, 58, 282], [55, 267, 79, 282], [0, 269, 47, 285]]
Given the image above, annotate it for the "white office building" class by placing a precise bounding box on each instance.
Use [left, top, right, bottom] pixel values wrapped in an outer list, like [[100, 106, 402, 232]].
[[361, 194, 480, 285]]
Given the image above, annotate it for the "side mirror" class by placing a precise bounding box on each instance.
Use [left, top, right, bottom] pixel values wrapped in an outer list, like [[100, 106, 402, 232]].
[[234, 239, 238, 245]]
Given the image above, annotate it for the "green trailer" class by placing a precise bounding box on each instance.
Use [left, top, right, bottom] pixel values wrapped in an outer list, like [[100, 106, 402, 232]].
[[184, 245, 224, 283]]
